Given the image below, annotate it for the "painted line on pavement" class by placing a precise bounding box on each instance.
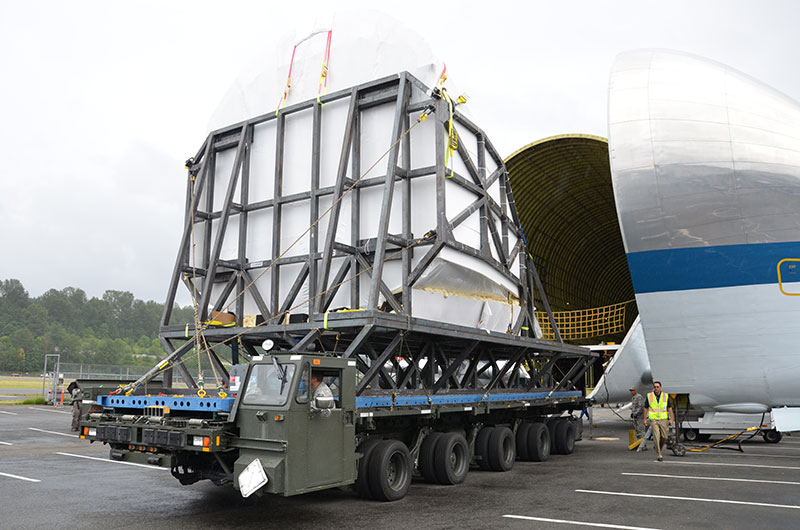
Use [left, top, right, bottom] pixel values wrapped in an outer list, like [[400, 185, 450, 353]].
[[663, 460, 800, 471], [623, 472, 800, 486], [503, 515, 660, 529], [28, 427, 78, 438], [0, 471, 40, 483], [0, 441, 12, 446], [56, 452, 170, 471], [736, 445, 800, 452], [577, 489, 800, 510], [28, 407, 71, 415], [0, 410, 18, 415], [680, 450, 799, 459]]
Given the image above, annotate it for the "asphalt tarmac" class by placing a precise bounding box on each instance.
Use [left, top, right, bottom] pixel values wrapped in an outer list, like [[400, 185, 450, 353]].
[[2, 405, 799, 530]]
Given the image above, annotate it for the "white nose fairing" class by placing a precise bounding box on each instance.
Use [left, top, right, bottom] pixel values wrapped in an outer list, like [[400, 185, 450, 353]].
[[608, 50, 800, 414]]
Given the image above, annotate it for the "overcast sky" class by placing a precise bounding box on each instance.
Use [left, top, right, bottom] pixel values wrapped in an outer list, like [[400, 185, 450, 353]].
[[1, 0, 798, 303]]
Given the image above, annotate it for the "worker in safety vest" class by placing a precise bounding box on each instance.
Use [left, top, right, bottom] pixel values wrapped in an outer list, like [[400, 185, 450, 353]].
[[643, 381, 674, 461]]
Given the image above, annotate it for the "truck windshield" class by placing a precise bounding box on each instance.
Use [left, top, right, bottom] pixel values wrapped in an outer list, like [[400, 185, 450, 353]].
[[242, 363, 296, 406]]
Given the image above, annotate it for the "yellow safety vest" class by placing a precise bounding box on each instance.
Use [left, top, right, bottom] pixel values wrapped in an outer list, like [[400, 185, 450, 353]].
[[647, 392, 669, 420]]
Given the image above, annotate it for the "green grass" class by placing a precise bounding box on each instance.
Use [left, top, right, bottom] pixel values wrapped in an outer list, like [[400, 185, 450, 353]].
[[0, 377, 44, 390], [3, 396, 48, 405]]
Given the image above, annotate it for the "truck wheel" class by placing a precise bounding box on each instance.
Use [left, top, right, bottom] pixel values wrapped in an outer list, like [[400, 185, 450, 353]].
[[475, 426, 494, 470], [554, 420, 575, 455], [368, 440, 412, 502], [683, 429, 699, 442], [528, 423, 551, 462], [419, 432, 444, 483], [356, 438, 383, 499], [487, 426, 515, 472], [516, 423, 533, 460], [550, 419, 566, 454], [434, 432, 469, 485], [763, 430, 783, 443]]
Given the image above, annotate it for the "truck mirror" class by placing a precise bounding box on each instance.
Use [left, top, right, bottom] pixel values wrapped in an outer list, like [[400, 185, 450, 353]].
[[314, 396, 334, 410]]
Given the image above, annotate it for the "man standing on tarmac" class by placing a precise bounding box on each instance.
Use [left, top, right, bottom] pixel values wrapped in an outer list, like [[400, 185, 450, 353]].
[[629, 387, 646, 446], [643, 381, 674, 461]]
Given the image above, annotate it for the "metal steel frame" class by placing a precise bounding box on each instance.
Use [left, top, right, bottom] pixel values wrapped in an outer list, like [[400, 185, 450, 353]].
[[154, 72, 596, 397]]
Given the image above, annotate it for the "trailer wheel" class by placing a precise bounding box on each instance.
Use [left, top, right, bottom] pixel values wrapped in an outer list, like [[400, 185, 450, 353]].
[[434, 432, 469, 485], [549, 419, 566, 454], [355, 438, 383, 499], [516, 423, 533, 460], [554, 420, 575, 455], [549, 419, 563, 454], [475, 426, 494, 470], [528, 423, 551, 462], [419, 432, 444, 483], [368, 440, 412, 502], [763, 430, 782, 444], [683, 429, 699, 442], [487, 426, 515, 471]]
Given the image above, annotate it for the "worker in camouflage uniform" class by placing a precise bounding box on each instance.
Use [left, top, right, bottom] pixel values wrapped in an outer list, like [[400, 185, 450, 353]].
[[629, 387, 646, 447], [67, 381, 82, 432]]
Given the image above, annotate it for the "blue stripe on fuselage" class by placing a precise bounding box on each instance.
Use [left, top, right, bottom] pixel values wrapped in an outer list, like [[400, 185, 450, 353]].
[[626, 241, 800, 294]]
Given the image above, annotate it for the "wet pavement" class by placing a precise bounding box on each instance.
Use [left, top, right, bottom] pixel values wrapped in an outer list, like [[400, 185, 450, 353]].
[[1, 405, 799, 530]]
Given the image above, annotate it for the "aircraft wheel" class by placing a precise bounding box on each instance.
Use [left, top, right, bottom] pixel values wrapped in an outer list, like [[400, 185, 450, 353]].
[[368, 439, 412, 502]]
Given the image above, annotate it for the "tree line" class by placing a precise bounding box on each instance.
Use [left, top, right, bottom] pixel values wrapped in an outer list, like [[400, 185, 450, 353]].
[[0, 279, 195, 373]]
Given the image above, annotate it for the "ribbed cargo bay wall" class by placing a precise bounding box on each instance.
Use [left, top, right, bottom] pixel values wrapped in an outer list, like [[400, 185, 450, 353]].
[[505, 134, 637, 344]]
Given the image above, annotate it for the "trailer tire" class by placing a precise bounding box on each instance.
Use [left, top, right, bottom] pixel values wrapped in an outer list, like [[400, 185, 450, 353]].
[[528, 423, 551, 462], [356, 438, 383, 499], [554, 420, 575, 455], [763, 430, 782, 444], [433, 432, 469, 485], [368, 440, 412, 502], [487, 426, 515, 472], [683, 429, 699, 442], [549, 419, 566, 454], [475, 426, 494, 470], [419, 432, 445, 484], [516, 423, 533, 460]]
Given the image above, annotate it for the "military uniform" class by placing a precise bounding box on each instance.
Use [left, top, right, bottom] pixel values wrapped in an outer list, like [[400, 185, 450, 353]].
[[631, 392, 646, 442], [70, 387, 82, 432]]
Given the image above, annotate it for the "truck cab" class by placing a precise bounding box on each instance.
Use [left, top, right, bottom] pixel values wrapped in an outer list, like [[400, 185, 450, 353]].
[[232, 354, 357, 497]]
